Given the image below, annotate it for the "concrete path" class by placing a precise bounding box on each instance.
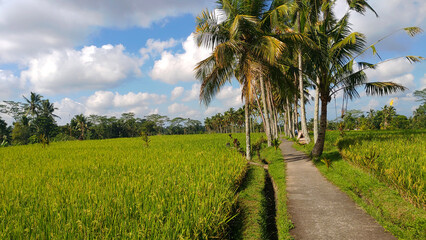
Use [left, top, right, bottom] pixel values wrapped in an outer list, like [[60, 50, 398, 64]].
[[280, 139, 395, 240]]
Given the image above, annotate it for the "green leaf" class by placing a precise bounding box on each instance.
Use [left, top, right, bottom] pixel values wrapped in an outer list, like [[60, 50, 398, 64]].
[[403, 27, 423, 37]]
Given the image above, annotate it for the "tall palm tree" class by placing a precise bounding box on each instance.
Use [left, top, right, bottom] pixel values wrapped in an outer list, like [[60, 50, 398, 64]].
[[307, 11, 418, 157], [40, 100, 60, 120], [23, 92, 43, 117], [195, 0, 289, 160]]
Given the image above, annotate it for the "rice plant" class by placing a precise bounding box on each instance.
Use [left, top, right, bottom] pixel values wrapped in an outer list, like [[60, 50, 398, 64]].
[[0, 134, 248, 239]]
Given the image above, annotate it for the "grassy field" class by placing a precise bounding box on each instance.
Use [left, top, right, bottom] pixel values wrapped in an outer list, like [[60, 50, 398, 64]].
[[293, 130, 426, 239], [338, 131, 425, 208], [0, 134, 247, 239]]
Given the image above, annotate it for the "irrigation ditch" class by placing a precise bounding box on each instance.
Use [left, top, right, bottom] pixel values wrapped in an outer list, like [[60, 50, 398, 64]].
[[228, 161, 279, 240]]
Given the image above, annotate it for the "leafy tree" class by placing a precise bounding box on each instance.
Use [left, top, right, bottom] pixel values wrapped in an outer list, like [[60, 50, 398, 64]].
[[0, 117, 11, 146], [12, 121, 31, 145], [413, 88, 426, 104]]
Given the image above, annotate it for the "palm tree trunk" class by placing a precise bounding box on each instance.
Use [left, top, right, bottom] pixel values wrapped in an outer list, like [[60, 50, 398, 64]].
[[298, 51, 311, 143], [255, 94, 267, 134], [297, 8, 311, 144], [314, 76, 320, 143], [312, 94, 328, 157], [260, 76, 272, 146], [283, 108, 288, 136], [266, 82, 276, 140], [293, 98, 298, 133], [245, 96, 251, 160], [287, 98, 295, 138]]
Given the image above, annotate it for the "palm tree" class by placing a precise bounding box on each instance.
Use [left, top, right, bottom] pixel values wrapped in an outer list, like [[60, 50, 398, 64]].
[[195, 0, 290, 160], [307, 11, 418, 157], [73, 114, 88, 140], [40, 100, 60, 120], [23, 92, 43, 117]]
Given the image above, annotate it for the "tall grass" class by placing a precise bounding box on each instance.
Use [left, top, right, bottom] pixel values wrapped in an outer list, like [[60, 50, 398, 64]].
[[0, 134, 247, 239], [338, 131, 425, 208]]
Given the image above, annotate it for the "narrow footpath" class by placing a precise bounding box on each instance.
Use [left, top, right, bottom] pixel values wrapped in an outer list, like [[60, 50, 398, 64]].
[[280, 139, 395, 240]]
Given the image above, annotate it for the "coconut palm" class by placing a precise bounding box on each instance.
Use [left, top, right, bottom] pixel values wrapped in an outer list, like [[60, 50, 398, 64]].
[[23, 92, 43, 117], [73, 114, 88, 140], [306, 11, 419, 157], [40, 100, 60, 120], [195, 0, 292, 159]]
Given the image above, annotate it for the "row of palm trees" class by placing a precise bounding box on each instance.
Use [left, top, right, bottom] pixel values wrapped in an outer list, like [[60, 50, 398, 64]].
[[194, 0, 422, 159], [204, 107, 266, 133]]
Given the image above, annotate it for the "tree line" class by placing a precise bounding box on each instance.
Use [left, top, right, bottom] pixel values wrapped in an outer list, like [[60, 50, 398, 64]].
[[194, 0, 423, 159], [0, 92, 204, 146]]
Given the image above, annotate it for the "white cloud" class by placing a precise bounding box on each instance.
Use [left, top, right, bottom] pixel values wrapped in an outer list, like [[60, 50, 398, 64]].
[[362, 99, 379, 111], [334, 0, 426, 48], [387, 74, 416, 90], [140, 38, 179, 59], [150, 34, 211, 84], [0, 0, 210, 63], [54, 91, 167, 124], [171, 86, 184, 100], [365, 58, 415, 81], [216, 85, 243, 108], [421, 74, 426, 89], [20, 44, 142, 94], [54, 98, 87, 125], [85, 91, 166, 113], [204, 106, 224, 116], [168, 102, 200, 118], [0, 70, 21, 99], [182, 83, 201, 102]]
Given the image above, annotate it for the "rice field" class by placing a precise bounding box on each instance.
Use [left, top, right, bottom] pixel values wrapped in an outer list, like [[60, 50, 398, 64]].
[[0, 134, 248, 239], [337, 130, 425, 208]]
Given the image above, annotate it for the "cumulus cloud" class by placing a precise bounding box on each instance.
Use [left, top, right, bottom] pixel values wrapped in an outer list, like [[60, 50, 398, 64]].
[[150, 34, 211, 84], [0, 0, 210, 63], [54, 98, 87, 125], [168, 102, 200, 118], [53, 91, 167, 124], [204, 106, 224, 116], [171, 86, 184, 100], [85, 91, 166, 113], [140, 38, 179, 59], [182, 83, 201, 102], [216, 85, 243, 108], [20, 44, 142, 94], [365, 58, 415, 81], [0, 70, 22, 99], [334, 0, 426, 48]]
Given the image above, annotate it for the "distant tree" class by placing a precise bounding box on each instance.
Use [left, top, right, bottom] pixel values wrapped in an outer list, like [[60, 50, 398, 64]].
[[145, 114, 169, 134], [390, 115, 409, 129], [413, 88, 426, 103], [72, 114, 89, 140], [23, 92, 43, 117], [0, 101, 26, 120], [12, 121, 31, 145], [381, 105, 396, 129], [412, 103, 426, 129], [140, 120, 157, 136], [0, 117, 11, 146]]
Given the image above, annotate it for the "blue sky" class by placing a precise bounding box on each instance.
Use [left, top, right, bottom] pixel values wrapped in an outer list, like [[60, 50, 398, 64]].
[[0, 0, 425, 125]]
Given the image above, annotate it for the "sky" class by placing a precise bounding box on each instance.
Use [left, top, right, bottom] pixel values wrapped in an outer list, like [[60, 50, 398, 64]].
[[0, 0, 425, 125]]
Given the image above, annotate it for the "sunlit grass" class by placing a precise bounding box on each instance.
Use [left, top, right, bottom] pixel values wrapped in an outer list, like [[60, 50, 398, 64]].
[[0, 134, 247, 239]]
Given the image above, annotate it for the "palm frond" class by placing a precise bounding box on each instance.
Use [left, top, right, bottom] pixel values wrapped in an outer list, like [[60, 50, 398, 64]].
[[403, 27, 423, 37], [406, 55, 425, 63], [365, 82, 407, 96]]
